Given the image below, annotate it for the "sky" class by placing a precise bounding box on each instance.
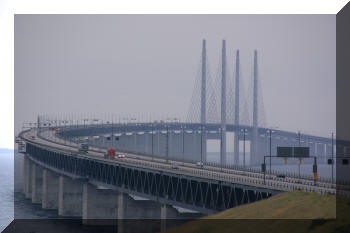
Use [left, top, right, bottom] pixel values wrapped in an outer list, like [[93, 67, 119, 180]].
[[14, 14, 335, 145]]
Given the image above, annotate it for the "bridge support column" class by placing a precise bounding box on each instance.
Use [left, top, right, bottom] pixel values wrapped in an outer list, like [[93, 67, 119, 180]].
[[117, 193, 125, 233], [23, 155, 32, 199], [42, 169, 59, 209], [31, 163, 43, 204], [220, 39, 227, 166], [234, 50, 240, 166], [58, 176, 83, 217], [82, 183, 119, 225], [251, 50, 259, 166], [159, 203, 178, 231], [160, 204, 167, 232]]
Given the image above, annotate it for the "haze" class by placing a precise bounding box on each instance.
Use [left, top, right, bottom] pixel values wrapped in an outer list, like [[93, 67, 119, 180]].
[[14, 14, 335, 146]]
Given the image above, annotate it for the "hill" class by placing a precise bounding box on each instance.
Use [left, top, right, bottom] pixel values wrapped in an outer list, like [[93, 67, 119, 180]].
[[164, 191, 350, 233]]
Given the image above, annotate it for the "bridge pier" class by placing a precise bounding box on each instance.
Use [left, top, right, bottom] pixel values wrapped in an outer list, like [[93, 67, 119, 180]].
[[117, 192, 125, 233], [42, 169, 59, 209], [82, 183, 119, 225], [58, 176, 83, 217], [31, 163, 43, 204], [160, 204, 167, 232], [23, 155, 32, 199]]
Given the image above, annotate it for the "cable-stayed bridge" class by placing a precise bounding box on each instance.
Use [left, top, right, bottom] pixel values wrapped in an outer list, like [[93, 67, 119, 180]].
[[17, 40, 348, 225]]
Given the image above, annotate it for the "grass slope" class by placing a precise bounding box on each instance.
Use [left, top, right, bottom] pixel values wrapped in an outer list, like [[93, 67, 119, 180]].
[[209, 191, 335, 219], [164, 191, 350, 233]]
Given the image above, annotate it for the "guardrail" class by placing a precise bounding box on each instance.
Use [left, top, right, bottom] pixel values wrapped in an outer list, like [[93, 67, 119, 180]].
[[28, 129, 339, 195]]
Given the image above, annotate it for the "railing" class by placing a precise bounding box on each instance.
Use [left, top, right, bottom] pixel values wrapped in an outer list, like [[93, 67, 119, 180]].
[[30, 128, 339, 195]]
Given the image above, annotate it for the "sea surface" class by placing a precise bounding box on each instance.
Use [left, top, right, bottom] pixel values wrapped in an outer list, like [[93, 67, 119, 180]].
[[0, 151, 14, 232]]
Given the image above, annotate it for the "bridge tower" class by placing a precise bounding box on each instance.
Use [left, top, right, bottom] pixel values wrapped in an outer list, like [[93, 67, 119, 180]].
[[201, 39, 207, 162], [251, 50, 259, 165], [220, 40, 227, 166], [234, 50, 240, 165]]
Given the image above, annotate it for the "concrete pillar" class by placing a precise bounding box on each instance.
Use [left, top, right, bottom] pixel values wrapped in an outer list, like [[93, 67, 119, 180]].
[[161, 204, 167, 231], [234, 50, 240, 166], [23, 156, 32, 199], [117, 193, 125, 233], [42, 169, 59, 209], [58, 176, 83, 217], [251, 50, 259, 166], [220, 40, 227, 166], [82, 183, 119, 225], [31, 163, 43, 204]]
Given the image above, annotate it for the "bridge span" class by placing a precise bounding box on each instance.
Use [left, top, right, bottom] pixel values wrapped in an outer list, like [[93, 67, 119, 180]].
[[17, 125, 337, 225]]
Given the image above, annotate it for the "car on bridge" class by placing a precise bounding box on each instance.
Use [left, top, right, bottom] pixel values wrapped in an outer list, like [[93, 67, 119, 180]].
[[79, 143, 89, 153]]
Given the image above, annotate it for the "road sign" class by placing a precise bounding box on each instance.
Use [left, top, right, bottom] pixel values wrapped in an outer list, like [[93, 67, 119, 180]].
[[277, 147, 293, 157], [277, 147, 309, 157], [294, 147, 309, 157]]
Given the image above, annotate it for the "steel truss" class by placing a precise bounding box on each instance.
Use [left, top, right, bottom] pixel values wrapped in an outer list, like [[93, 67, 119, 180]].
[[26, 143, 275, 214]]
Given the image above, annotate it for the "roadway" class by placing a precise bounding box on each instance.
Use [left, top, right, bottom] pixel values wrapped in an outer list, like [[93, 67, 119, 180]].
[[21, 127, 338, 195]]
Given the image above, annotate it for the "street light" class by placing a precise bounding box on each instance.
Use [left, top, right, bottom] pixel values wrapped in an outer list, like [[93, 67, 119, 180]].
[[297, 131, 301, 182], [151, 123, 154, 161], [241, 129, 248, 168], [219, 127, 223, 172], [182, 125, 186, 165], [200, 124, 204, 168], [83, 119, 89, 128], [166, 125, 169, 163], [266, 129, 274, 173], [331, 132, 334, 183]]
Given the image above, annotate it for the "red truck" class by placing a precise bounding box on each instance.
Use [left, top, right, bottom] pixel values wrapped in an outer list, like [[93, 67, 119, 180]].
[[105, 147, 116, 159]]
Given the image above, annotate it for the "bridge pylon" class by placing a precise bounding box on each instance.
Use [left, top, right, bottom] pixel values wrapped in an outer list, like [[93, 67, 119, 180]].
[[201, 39, 207, 163], [251, 50, 259, 165], [220, 39, 227, 166], [234, 50, 240, 165]]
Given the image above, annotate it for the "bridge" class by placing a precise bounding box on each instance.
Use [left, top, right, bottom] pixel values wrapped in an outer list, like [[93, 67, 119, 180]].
[[17, 39, 346, 230]]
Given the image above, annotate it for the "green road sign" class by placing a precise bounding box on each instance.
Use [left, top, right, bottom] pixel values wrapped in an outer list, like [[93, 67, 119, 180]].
[[277, 147, 293, 157], [294, 147, 310, 157]]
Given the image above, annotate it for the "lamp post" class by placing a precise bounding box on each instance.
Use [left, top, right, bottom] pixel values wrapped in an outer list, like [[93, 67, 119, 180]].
[[298, 131, 301, 182], [219, 127, 223, 171], [151, 123, 154, 161], [267, 129, 274, 173], [241, 128, 247, 168], [182, 125, 186, 165], [166, 125, 169, 163], [83, 119, 88, 128], [200, 124, 203, 168], [331, 132, 334, 183]]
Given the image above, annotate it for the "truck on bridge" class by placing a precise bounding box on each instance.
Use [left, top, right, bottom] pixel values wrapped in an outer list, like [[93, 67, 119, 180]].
[[78, 143, 89, 153]]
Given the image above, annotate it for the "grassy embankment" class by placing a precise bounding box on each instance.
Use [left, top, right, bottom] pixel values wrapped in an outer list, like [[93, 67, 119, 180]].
[[164, 191, 350, 233]]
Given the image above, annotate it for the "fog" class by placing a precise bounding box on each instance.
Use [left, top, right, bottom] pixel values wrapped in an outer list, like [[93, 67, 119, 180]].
[[14, 15, 335, 139]]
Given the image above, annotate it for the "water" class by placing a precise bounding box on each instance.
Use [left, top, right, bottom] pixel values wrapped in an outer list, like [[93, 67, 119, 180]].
[[0, 151, 14, 232], [0, 151, 69, 231]]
